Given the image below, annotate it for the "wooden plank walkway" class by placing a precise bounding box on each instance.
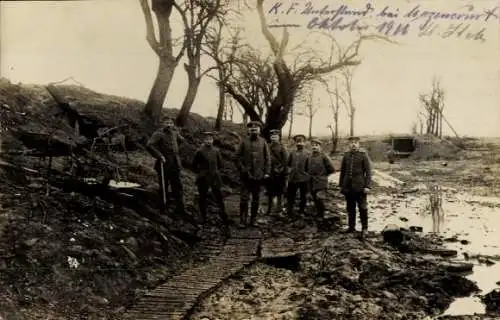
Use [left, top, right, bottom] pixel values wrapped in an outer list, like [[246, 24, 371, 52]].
[[260, 236, 324, 258], [124, 228, 262, 320]]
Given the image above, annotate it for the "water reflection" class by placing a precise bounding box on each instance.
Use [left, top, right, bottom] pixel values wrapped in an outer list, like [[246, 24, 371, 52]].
[[365, 188, 500, 316]]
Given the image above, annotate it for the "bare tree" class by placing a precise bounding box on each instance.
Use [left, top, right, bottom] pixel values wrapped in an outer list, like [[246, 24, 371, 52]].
[[202, 19, 244, 130], [419, 78, 445, 137], [230, 0, 387, 137], [223, 94, 234, 122], [324, 77, 345, 154], [175, 0, 231, 126], [417, 112, 425, 135], [411, 122, 418, 135], [287, 105, 294, 139], [341, 67, 357, 137], [295, 86, 322, 139], [139, 0, 186, 123], [224, 48, 278, 123]]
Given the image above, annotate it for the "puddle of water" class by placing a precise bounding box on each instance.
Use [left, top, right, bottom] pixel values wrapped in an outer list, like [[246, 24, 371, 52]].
[[369, 194, 500, 256], [330, 171, 404, 189], [444, 296, 485, 316], [329, 168, 500, 315], [367, 190, 500, 316]]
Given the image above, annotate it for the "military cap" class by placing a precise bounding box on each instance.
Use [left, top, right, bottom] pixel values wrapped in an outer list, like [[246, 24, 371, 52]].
[[269, 129, 281, 136], [310, 138, 322, 145], [348, 136, 360, 141], [246, 121, 262, 128], [163, 115, 174, 121], [293, 134, 306, 141], [202, 131, 215, 137]]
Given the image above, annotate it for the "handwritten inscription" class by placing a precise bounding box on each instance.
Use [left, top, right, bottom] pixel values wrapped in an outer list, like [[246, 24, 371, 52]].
[[266, 2, 498, 42]]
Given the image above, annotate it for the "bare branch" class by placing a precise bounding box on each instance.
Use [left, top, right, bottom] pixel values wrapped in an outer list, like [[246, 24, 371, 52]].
[[256, 0, 282, 56], [139, 0, 160, 55]]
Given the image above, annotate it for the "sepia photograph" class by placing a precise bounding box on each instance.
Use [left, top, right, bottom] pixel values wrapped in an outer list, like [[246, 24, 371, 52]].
[[0, 0, 499, 319]]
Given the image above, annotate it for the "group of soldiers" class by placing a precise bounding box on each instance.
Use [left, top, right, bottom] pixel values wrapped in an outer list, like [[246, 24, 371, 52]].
[[146, 117, 372, 239]]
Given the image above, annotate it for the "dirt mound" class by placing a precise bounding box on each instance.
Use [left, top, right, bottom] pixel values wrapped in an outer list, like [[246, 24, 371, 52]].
[[0, 78, 244, 319], [356, 135, 464, 162]]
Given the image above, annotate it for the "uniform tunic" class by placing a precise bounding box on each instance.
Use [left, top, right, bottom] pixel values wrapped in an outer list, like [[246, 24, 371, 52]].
[[146, 128, 185, 213], [305, 153, 335, 191], [237, 136, 271, 181], [192, 145, 223, 187], [147, 128, 184, 172], [339, 149, 372, 193], [269, 141, 288, 177], [288, 149, 310, 183], [192, 144, 228, 223]]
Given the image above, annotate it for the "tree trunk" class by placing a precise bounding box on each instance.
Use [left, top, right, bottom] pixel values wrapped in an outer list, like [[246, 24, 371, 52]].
[[144, 58, 177, 123], [176, 71, 201, 126], [214, 69, 226, 130], [333, 112, 339, 153], [439, 111, 443, 138], [288, 107, 294, 139], [349, 109, 355, 137], [308, 115, 313, 139]]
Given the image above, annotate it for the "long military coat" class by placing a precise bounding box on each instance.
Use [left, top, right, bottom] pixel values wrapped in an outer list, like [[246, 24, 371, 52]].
[[192, 145, 223, 187], [236, 136, 271, 181], [269, 141, 288, 177]]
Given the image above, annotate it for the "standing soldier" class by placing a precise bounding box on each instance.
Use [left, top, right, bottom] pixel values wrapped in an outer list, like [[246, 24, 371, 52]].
[[286, 134, 310, 218], [237, 121, 271, 227], [192, 131, 230, 236], [339, 136, 372, 239], [305, 138, 335, 220], [266, 129, 288, 215], [146, 116, 186, 216]]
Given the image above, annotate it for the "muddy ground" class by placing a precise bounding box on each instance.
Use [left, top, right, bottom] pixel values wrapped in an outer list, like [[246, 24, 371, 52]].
[[191, 139, 500, 320], [1, 79, 499, 319], [0, 79, 239, 320]]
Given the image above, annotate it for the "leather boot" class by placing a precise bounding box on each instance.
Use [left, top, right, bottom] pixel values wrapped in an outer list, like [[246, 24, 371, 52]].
[[249, 202, 259, 226], [266, 195, 273, 215], [359, 229, 367, 241], [239, 202, 248, 228], [276, 196, 283, 213]]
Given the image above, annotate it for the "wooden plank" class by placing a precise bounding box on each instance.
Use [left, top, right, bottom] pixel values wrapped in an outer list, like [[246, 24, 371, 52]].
[[139, 295, 195, 302], [157, 283, 211, 291], [125, 307, 179, 315], [132, 301, 186, 309], [150, 291, 200, 299], [124, 230, 262, 319]]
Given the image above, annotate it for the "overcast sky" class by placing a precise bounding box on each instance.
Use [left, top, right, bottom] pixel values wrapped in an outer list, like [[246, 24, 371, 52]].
[[1, 0, 499, 137]]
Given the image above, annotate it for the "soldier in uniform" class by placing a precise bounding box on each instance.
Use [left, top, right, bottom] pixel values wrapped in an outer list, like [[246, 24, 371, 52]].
[[266, 129, 288, 215], [286, 134, 310, 218], [146, 116, 186, 216], [236, 121, 271, 227], [192, 131, 230, 236], [339, 136, 372, 239], [305, 138, 335, 219]]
